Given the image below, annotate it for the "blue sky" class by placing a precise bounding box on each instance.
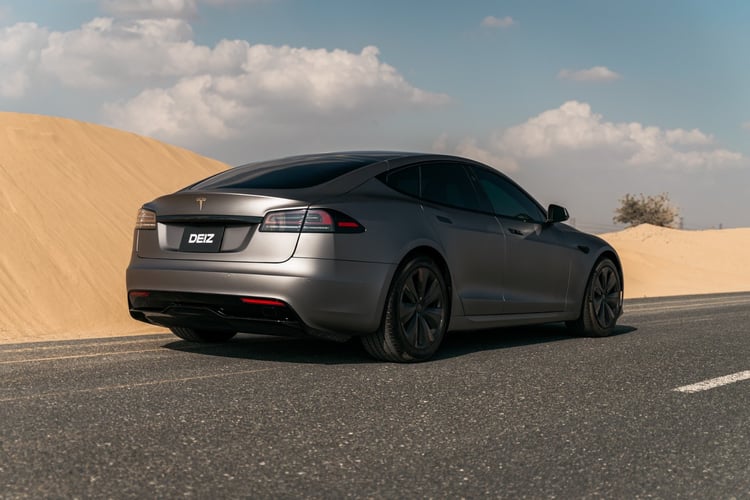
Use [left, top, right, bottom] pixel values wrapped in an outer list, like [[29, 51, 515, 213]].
[[1, 0, 749, 231]]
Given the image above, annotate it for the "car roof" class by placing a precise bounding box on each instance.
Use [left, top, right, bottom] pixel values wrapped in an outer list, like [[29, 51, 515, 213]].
[[187, 151, 424, 192], [183, 150, 521, 200], [239, 151, 421, 168]]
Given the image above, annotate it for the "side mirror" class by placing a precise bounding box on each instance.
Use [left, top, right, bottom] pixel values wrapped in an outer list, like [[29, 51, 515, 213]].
[[546, 204, 569, 224]]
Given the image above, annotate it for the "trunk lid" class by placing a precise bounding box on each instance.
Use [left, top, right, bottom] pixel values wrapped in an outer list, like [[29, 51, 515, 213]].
[[135, 191, 307, 263]]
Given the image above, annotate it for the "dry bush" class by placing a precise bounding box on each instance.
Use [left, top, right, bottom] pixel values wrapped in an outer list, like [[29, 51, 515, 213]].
[[613, 193, 679, 228]]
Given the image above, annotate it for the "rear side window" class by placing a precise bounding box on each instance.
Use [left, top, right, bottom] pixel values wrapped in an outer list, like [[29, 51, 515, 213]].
[[381, 162, 484, 212], [380, 166, 420, 197], [420, 162, 483, 212]]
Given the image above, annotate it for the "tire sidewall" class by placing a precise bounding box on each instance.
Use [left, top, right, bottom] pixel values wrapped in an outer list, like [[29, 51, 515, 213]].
[[385, 256, 449, 361], [583, 259, 622, 336]]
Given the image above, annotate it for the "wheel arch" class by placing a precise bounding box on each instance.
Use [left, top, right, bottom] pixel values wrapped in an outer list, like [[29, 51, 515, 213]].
[[390, 244, 461, 319], [585, 248, 625, 320], [595, 249, 624, 291], [362, 244, 454, 361], [568, 247, 624, 320]]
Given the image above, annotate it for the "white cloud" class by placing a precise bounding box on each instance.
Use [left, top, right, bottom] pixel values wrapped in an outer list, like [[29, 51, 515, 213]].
[[104, 44, 449, 144], [664, 128, 714, 145], [0, 22, 49, 98], [433, 134, 519, 172], [104, 75, 243, 142], [557, 66, 621, 82], [481, 16, 515, 28], [440, 101, 744, 171], [0, 14, 447, 150], [500, 101, 626, 157], [38, 17, 239, 88]]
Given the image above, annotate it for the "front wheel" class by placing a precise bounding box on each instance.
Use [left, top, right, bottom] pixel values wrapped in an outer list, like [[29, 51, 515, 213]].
[[170, 327, 236, 343], [361, 256, 449, 362], [567, 258, 622, 337]]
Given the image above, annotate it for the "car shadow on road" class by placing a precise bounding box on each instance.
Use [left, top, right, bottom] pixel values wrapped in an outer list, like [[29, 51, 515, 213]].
[[436, 323, 637, 361], [161, 323, 637, 365]]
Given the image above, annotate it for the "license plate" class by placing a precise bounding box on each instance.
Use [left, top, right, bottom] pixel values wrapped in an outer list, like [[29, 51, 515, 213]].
[[179, 226, 224, 252]]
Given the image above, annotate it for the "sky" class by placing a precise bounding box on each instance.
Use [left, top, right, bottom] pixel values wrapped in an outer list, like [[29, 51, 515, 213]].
[[1, 0, 749, 232]]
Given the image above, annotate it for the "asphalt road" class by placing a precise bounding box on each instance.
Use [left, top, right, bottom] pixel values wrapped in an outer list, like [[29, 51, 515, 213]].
[[2, 293, 750, 498]]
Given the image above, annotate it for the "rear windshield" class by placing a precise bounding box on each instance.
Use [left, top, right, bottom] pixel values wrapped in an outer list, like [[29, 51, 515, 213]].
[[191, 157, 377, 190]]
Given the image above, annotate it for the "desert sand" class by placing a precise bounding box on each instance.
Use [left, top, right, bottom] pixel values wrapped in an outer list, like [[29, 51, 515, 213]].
[[1, 113, 228, 343], [1, 113, 748, 344], [599, 224, 750, 298]]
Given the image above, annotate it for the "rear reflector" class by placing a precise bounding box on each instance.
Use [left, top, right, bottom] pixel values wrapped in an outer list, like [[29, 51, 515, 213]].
[[241, 298, 286, 307], [129, 291, 150, 299]]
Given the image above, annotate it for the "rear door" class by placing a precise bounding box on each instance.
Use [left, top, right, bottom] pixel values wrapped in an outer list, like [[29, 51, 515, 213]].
[[417, 162, 508, 316]]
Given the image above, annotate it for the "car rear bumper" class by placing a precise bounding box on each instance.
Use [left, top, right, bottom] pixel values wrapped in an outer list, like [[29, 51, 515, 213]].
[[126, 256, 396, 338]]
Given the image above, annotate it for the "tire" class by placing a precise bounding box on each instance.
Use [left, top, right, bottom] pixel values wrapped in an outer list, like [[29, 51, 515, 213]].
[[170, 327, 236, 343], [567, 258, 622, 337], [361, 256, 449, 362]]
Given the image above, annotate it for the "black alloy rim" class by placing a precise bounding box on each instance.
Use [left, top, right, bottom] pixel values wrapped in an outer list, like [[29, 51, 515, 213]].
[[398, 266, 446, 349], [592, 265, 621, 329]]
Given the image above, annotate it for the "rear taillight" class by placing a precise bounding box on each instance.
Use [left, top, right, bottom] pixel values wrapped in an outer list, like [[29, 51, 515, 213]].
[[135, 208, 156, 230], [260, 209, 364, 233], [260, 209, 308, 232]]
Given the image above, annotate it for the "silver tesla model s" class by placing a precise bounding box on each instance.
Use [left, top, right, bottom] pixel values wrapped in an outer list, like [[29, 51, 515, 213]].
[[127, 152, 623, 362]]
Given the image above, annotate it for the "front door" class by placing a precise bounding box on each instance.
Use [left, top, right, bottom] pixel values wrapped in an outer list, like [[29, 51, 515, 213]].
[[470, 165, 571, 314]]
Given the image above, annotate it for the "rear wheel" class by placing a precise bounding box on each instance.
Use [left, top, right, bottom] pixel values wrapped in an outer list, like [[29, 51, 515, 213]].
[[361, 256, 449, 362], [170, 327, 236, 343], [567, 258, 622, 337]]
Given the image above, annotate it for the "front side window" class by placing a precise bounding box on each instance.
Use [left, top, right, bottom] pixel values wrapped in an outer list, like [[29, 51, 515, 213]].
[[472, 167, 545, 222]]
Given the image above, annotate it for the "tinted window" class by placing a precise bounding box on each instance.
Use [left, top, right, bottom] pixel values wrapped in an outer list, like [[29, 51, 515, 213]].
[[472, 167, 545, 222], [192, 158, 375, 190], [380, 166, 420, 197], [420, 163, 482, 212]]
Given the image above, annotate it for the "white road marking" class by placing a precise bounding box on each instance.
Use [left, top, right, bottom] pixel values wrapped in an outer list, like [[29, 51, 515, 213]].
[[0, 367, 278, 403], [673, 371, 750, 393], [0, 337, 170, 354], [0, 348, 164, 365]]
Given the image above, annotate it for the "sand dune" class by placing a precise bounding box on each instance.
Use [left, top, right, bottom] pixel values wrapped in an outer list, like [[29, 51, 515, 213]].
[[1, 112, 748, 344], [0, 113, 228, 342], [599, 224, 750, 299]]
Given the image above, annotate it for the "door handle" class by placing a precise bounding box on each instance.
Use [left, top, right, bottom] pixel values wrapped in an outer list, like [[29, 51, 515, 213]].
[[436, 215, 453, 224], [508, 228, 523, 236]]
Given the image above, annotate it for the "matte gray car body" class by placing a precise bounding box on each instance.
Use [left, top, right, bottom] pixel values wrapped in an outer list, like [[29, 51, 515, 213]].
[[127, 151, 623, 361]]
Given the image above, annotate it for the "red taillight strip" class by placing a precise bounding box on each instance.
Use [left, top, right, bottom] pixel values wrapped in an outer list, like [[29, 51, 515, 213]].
[[241, 298, 286, 307], [129, 291, 150, 298], [336, 221, 360, 229]]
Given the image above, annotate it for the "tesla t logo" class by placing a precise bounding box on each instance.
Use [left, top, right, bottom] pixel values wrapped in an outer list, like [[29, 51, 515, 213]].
[[189, 233, 215, 244], [196, 197, 207, 210]]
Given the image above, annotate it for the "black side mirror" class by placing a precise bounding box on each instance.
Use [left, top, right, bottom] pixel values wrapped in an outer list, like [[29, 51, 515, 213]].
[[546, 204, 569, 224]]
